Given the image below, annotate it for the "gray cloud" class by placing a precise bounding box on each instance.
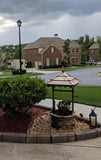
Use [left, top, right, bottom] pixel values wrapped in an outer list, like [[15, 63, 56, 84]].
[[1, 0, 101, 22], [0, 0, 101, 45]]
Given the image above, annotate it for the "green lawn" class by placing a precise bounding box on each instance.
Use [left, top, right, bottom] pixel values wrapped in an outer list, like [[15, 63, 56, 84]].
[[46, 86, 101, 107], [0, 70, 43, 77], [41, 65, 100, 72]]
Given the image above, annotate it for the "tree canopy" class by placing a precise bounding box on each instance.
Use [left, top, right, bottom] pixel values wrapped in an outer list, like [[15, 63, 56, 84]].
[[77, 35, 95, 63], [63, 39, 71, 66]]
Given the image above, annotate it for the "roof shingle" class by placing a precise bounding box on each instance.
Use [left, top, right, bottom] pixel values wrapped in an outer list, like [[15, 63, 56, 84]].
[[46, 72, 80, 86], [23, 37, 64, 50], [89, 43, 99, 49]]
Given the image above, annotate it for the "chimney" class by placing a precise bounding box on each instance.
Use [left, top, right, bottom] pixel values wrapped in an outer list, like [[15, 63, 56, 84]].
[[54, 34, 58, 38]]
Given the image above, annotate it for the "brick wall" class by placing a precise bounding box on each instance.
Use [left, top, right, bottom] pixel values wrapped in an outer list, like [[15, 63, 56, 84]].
[[23, 49, 41, 67], [23, 46, 62, 68], [89, 49, 100, 61], [43, 46, 62, 66], [70, 47, 81, 65]]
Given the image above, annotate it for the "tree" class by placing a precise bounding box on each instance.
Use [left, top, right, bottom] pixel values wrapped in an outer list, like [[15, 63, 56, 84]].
[[96, 36, 101, 43], [98, 42, 101, 60], [7, 50, 20, 60], [63, 39, 71, 66], [78, 35, 95, 63], [0, 53, 7, 70]]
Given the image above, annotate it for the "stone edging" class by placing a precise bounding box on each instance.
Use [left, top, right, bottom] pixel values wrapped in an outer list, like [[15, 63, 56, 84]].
[[0, 115, 101, 144]]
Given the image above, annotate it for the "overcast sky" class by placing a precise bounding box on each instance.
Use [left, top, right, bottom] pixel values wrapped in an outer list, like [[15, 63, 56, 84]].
[[0, 0, 101, 45]]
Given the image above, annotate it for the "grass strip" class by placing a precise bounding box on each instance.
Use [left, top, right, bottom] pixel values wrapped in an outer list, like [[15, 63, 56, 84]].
[[46, 86, 101, 107]]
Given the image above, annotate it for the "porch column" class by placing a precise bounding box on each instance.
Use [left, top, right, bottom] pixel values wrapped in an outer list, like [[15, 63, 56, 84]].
[[72, 86, 74, 113], [52, 86, 55, 113]]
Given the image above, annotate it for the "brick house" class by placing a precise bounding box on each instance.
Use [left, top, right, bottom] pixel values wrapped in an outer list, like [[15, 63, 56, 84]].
[[23, 35, 81, 68], [69, 41, 81, 66], [89, 43, 100, 61]]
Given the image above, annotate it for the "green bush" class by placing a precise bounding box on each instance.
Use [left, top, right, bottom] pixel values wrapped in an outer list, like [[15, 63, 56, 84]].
[[43, 64, 62, 69], [74, 64, 85, 67], [0, 77, 47, 116], [12, 70, 19, 75], [26, 62, 32, 68], [39, 65, 42, 69], [12, 69, 26, 75]]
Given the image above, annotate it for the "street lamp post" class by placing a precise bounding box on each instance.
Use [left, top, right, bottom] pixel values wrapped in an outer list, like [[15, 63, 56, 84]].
[[17, 19, 22, 75]]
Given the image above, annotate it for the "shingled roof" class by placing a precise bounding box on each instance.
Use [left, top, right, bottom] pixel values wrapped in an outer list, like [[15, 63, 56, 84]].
[[46, 71, 80, 86], [23, 37, 64, 50], [69, 41, 80, 48], [89, 43, 100, 49]]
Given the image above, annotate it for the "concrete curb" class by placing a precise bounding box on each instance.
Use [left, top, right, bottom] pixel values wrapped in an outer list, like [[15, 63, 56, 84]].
[[0, 116, 101, 144]]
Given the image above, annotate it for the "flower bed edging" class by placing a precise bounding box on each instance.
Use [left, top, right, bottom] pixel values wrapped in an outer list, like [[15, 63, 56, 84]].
[[0, 115, 101, 143], [0, 128, 100, 144]]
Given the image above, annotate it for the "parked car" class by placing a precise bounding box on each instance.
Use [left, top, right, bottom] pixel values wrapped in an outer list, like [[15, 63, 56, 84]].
[[85, 60, 97, 65], [96, 61, 101, 65]]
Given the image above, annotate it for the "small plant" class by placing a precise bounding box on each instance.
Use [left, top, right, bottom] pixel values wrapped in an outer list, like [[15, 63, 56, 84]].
[[57, 100, 72, 115]]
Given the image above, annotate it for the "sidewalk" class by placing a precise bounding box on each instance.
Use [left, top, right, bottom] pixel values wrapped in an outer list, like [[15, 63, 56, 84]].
[[26, 68, 60, 74], [37, 98, 101, 122], [0, 137, 101, 160]]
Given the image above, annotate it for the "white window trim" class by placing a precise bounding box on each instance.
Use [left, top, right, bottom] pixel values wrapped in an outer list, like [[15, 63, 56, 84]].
[[46, 58, 50, 66], [56, 58, 59, 65], [51, 47, 54, 53]]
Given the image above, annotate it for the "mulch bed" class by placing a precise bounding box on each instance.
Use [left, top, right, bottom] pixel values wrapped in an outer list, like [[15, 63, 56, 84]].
[[0, 106, 91, 135], [0, 107, 47, 133], [28, 112, 90, 135]]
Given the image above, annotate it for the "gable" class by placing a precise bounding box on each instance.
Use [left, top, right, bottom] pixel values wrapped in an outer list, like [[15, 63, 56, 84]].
[[41, 45, 63, 55]]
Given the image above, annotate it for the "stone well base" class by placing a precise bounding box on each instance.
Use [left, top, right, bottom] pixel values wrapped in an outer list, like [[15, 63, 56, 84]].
[[51, 112, 76, 129]]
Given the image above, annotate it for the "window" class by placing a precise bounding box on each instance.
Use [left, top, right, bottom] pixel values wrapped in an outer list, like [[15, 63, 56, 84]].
[[76, 58, 79, 63], [7, 63, 11, 65], [91, 49, 93, 53], [51, 47, 54, 53], [39, 61, 42, 66], [46, 58, 50, 66], [72, 58, 75, 64], [56, 58, 59, 65], [38, 48, 43, 53], [72, 48, 74, 53], [76, 48, 79, 52]]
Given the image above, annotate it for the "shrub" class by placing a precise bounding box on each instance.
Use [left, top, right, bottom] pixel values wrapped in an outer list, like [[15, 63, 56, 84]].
[[12, 70, 19, 75], [43, 65, 62, 69], [39, 65, 42, 69], [21, 69, 26, 74], [74, 64, 85, 67], [26, 62, 32, 68], [0, 76, 47, 116], [12, 69, 26, 75]]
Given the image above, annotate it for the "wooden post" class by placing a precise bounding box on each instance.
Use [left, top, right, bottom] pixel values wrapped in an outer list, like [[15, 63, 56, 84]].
[[52, 86, 55, 113], [72, 86, 74, 113]]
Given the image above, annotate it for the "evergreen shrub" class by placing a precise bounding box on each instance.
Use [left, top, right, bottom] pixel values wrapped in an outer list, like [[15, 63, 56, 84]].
[[0, 76, 47, 116]]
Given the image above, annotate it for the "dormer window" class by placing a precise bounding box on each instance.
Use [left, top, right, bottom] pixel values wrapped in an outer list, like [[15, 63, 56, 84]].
[[51, 47, 54, 53]]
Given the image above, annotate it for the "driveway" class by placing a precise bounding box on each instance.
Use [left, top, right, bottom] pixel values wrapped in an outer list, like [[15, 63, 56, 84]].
[[36, 67, 101, 86], [0, 138, 101, 160]]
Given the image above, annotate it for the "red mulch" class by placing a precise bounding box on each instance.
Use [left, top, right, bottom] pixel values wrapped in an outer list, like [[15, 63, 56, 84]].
[[0, 106, 47, 133]]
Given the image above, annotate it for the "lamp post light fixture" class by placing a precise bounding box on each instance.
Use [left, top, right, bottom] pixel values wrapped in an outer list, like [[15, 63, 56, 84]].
[[89, 108, 97, 128], [17, 19, 22, 75]]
